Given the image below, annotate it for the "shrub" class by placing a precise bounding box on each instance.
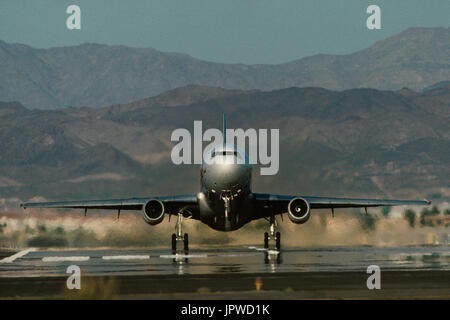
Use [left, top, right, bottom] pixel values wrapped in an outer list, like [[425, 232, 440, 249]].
[[420, 206, 440, 227], [381, 207, 391, 217], [357, 212, 377, 231], [54, 226, 65, 235], [403, 209, 416, 228]]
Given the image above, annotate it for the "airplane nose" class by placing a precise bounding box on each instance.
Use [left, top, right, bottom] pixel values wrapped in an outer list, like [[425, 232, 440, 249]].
[[204, 163, 249, 192]]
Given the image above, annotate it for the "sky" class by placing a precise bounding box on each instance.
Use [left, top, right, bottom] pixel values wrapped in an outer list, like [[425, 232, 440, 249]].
[[0, 0, 448, 64]]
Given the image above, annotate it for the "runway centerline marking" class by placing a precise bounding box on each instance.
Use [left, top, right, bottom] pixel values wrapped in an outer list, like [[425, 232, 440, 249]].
[[42, 256, 90, 262], [247, 246, 279, 255], [247, 246, 267, 251], [102, 255, 150, 260], [160, 254, 208, 259], [0, 248, 37, 263]]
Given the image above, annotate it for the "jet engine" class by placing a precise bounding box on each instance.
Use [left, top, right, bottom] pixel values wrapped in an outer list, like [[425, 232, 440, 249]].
[[143, 199, 165, 225], [287, 197, 311, 224]]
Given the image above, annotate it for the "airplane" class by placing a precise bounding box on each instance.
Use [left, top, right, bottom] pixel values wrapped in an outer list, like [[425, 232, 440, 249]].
[[21, 115, 430, 254]]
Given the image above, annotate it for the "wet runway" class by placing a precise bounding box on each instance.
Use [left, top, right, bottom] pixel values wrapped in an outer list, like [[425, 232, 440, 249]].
[[1, 246, 449, 298], [1, 245, 449, 277]]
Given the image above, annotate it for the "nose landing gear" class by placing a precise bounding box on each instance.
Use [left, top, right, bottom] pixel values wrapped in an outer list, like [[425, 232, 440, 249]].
[[221, 193, 233, 230], [171, 213, 189, 255]]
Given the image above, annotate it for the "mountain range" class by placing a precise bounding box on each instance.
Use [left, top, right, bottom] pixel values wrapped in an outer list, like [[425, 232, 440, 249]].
[[0, 83, 449, 204], [0, 27, 448, 109]]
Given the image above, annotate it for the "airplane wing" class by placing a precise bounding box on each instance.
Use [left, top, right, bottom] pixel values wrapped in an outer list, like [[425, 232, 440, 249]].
[[253, 193, 430, 216], [21, 194, 198, 215]]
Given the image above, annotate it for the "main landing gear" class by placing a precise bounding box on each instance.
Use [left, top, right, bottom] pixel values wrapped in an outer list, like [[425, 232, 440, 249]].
[[264, 216, 281, 251], [172, 213, 189, 255], [264, 216, 281, 264]]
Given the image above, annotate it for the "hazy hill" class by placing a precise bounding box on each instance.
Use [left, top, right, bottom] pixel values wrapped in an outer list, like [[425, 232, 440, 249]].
[[0, 27, 448, 109], [0, 85, 448, 204]]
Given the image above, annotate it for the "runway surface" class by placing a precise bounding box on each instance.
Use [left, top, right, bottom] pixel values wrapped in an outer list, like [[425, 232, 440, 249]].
[[0, 246, 449, 299]]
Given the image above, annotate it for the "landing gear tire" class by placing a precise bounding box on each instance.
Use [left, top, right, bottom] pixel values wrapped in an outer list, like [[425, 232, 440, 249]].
[[264, 232, 269, 249], [183, 233, 189, 254], [275, 232, 281, 251], [171, 233, 177, 254]]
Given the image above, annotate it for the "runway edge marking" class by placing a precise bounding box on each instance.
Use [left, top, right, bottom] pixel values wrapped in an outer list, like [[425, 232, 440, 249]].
[[0, 248, 37, 263]]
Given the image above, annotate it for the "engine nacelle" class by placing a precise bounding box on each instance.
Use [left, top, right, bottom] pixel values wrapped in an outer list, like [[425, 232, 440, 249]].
[[287, 197, 311, 224], [142, 199, 165, 225]]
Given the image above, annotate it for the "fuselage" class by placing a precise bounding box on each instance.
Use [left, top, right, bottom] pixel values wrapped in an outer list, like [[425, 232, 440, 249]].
[[198, 143, 253, 231]]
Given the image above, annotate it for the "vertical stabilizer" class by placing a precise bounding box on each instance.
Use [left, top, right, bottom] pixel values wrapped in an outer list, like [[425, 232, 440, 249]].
[[223, 114, 227, 146]]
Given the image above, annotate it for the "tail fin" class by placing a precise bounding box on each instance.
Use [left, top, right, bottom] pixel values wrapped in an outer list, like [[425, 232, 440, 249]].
[[223, 114, 227, 146]]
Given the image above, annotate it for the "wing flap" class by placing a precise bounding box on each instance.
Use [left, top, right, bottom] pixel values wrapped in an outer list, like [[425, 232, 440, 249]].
[[21, 194, 198, 213], [254, 193, 430, 210], [21, 198, 147, 210], [303, 196, 430, 209]]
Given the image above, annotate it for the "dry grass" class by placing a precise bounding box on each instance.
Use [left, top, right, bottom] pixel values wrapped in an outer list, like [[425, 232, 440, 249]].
[[64, 276, 118, 300]]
